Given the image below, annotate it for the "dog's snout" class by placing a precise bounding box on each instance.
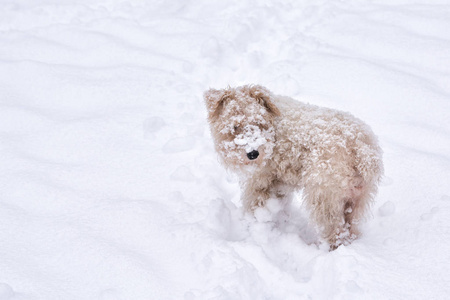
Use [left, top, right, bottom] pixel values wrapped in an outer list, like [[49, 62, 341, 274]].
[[247, 150, 259, 160]]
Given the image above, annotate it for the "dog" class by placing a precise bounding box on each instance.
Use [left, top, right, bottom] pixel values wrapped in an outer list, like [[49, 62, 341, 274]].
[[204, 85, 383, 249]]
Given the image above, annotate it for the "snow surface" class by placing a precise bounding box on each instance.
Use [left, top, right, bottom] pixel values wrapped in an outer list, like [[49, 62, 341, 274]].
[[1, 0, 450, 299]]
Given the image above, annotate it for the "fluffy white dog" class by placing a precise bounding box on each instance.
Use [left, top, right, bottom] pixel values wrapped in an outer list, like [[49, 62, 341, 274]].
[[204, 85, 383, 249]]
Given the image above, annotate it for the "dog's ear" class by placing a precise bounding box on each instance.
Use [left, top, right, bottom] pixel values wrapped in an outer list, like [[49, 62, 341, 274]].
[[249, 85, 280, 116], [204, 87, 234, 119]]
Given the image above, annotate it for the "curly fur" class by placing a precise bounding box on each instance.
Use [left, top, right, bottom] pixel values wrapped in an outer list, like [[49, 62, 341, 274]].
[[204, 85, 383, 249]]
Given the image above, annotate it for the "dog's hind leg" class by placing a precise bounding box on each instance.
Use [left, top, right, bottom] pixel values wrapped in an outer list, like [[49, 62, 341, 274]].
[[301, 166, 366, 249], [345, 173, 380, 237], [342, 175, 365, 240], [303, 187, 351, 249], [310, 174, 378, 249]]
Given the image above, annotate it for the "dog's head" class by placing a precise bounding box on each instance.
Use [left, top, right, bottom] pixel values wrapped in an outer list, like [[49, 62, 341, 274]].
[[204, 85, 280, 173]]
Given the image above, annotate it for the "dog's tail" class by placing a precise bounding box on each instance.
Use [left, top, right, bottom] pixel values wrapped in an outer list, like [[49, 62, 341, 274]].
[[353, 133, 384, 192]]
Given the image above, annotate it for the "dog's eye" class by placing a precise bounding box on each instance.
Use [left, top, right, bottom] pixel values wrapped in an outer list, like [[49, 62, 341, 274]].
[[234, 126, 240, 132]]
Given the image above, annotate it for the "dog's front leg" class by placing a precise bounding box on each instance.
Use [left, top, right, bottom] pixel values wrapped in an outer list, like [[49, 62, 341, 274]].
[[241, 174, 275, 211]]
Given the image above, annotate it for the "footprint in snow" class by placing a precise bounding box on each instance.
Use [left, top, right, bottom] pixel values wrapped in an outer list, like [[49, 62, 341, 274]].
[[170, 165, 196, 182], [345, 280, 364, 294], [162, 136, 196, 153], [269, 74, 301, 95], [143, 116, 165, 138], [0, 283, 14, 300], [378, 201, 395, 217], [420, 207, 439, 221]]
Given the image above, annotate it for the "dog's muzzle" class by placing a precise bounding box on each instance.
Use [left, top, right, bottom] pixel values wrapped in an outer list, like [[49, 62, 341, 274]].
[[247, 150, 259, 160]]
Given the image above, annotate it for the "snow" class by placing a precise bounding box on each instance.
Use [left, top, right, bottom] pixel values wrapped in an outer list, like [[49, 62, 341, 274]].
[[1, 0, 450, 299], [378, 201, 395, 217]]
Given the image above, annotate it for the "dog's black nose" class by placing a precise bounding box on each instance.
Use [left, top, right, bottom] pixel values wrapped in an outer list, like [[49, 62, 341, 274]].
[[247, 150, 259, 160]]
